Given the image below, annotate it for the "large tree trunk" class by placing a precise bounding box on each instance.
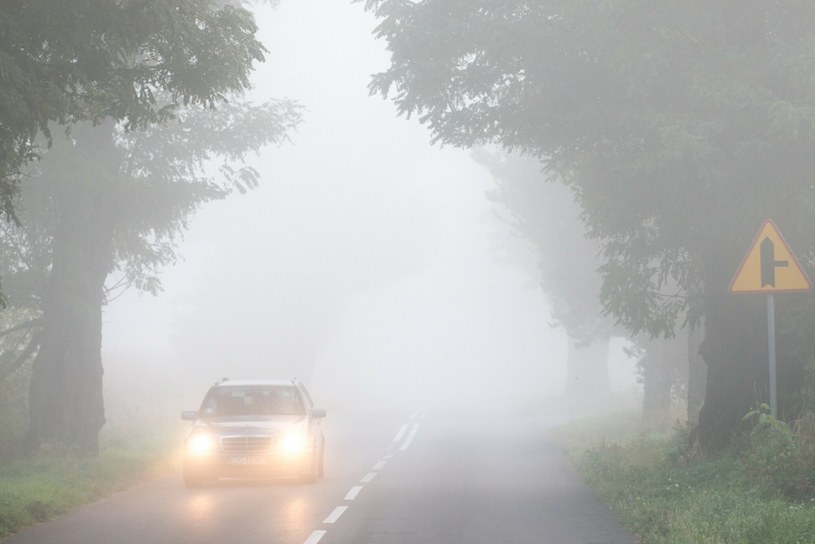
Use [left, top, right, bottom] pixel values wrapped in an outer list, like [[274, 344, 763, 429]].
[[694, 240, 767, 452], [564, 337, 611, 413], [686, 321, 706, 426], [640, 339, 676, 428], [27, 124, 118, 455]]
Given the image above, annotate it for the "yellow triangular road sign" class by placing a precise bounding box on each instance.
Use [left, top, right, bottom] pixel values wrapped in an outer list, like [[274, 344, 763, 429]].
[[730, 219, 811, 293]]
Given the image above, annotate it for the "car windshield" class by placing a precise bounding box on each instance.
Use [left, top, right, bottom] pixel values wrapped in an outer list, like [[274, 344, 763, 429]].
[[200, 385, 306, 417]]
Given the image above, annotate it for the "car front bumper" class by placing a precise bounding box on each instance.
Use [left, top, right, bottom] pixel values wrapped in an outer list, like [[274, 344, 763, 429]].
[[183, 450, 315, 480]]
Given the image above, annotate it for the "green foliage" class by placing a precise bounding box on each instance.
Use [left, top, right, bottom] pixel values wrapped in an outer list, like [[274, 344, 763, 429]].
[[0, 441, 170, 537], [0, 0, 266, 222], [562, 415, 815, 543], [362, 0, 815, 335], [777, 303, 815, 416], [742, 404, 812, 497], [0, 3, 301, 315], [107, 96, 302, 296], [0, 307, 40, 458], [0, 362, 29, 458], [362, 0, 815, 448], [0, 0, 301, 453], [740, 406, 815, 498], [476, 150, 618, 345]]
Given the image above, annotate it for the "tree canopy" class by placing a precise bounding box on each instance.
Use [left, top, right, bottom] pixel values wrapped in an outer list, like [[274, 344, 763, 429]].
[[0, 0, 300, 454], [475, 151, 611, 345], [363, 0, 815, 449], [0, 0, 265, 221]]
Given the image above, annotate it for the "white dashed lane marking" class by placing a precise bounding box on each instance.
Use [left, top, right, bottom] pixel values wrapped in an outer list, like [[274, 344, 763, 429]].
[[323, 506, 348, 524], [393, 424, 408, 442], [304, 530, 327, 544], [399, 423, 419, 451], [304, 411, 426, 544], [344, 486, 363, 501]]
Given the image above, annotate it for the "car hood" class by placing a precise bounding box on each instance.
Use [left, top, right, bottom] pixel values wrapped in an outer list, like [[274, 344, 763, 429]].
[[192, 415, 306, 435]]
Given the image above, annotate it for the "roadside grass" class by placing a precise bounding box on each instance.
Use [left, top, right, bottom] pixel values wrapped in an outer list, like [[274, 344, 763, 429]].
[[557, 415, 815, 544], [0, 429, 178, 538]]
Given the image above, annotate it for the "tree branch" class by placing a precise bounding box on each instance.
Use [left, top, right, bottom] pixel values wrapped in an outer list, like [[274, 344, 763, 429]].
[[0, 317, 42, 339], [0, 333, 41, 380]]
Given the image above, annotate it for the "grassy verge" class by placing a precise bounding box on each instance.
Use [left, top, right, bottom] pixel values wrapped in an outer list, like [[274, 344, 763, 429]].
[[0, 430, 176, 538], [557, 415, 815, 544]]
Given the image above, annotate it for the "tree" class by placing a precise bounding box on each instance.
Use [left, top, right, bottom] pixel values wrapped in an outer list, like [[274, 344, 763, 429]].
[[0, 0, 264, 222], [0, 0, 300, 455], [477, 150, 695, 422], [9, 93, 299, 455], [473, 150, 616, 410], [362, 1, 815, 450]]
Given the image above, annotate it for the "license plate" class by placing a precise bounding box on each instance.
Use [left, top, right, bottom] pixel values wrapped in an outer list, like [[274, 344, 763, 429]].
[[227, 456, 267, 465]]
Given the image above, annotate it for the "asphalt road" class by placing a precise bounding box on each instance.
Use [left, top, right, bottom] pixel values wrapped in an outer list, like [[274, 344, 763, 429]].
[[2, 410, 638, 544]]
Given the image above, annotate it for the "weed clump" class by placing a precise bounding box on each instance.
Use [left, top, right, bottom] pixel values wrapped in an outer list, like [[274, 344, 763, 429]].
[[741, 405, 815, 499], [562, 413, 815, 543]]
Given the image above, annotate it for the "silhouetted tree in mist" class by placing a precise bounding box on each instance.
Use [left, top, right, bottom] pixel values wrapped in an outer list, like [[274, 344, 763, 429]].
[[475, 150, 615, 408], [0, 0, 268, 224], [362, 1, 815, 450], [0, 0, 300, 455], [477, 150, 690, 422]]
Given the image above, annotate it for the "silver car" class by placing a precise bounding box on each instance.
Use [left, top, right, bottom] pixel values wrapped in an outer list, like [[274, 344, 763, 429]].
[[181, 378, 326, 486]]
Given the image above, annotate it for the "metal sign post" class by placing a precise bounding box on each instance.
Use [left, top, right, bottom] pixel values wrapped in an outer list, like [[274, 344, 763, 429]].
[[767, 294, 777, 417]]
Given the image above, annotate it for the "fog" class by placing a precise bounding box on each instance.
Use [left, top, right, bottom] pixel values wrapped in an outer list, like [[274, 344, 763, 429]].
[[101, 0, 637, 429]]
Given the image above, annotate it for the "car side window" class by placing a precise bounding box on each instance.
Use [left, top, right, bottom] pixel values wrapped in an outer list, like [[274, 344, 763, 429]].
[[201, 390, 220, 417], [274, 387, 306, 415]]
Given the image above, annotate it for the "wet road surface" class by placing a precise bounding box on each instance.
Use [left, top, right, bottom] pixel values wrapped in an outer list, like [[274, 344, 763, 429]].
[[2, 410, 637, 544]]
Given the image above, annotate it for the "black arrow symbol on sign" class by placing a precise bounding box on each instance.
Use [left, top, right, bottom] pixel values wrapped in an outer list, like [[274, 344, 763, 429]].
[[760, 237, 788, 287]]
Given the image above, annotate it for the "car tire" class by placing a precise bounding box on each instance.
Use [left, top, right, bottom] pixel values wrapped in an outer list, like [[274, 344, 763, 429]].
[[317, 440, 325, 479], [300, 451, 319, 484]]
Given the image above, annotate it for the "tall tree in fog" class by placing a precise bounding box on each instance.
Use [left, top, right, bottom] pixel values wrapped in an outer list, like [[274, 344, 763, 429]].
[[474, 151, 616, 409], [476, 151, 688, 422], [0, 0, 297, 455], [26, 105, 297, 454], [363, 1, 815, 449]]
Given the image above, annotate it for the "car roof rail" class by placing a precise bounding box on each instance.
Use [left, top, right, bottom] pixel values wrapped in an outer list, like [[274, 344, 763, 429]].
[[215, 377, 229, 385]]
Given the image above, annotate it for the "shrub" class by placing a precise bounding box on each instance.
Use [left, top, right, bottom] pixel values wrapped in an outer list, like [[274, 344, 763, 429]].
[[564, 414, 815, 543], [0, 363, 31, 459], [741, 404, 811, 498]]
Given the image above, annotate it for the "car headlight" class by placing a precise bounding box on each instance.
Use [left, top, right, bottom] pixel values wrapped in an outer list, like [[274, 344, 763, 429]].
[[186, 433, 217, 456], [278, 431, 309, 456]]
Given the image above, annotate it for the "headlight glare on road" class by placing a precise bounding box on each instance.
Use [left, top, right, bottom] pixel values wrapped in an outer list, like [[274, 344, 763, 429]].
[[279, 431, 308, 456], [187, 433, 217, 456]]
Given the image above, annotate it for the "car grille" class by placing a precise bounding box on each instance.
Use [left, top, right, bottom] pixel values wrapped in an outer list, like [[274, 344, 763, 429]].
[[220, 435, 273, 454]]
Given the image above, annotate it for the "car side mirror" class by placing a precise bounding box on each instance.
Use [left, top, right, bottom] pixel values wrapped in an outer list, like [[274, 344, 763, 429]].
[[310, 408, 326, 418], [181, 410, 198, 421]]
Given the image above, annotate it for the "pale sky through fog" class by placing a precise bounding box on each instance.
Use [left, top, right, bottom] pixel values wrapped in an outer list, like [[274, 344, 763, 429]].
[[101, 0, 636, 421]]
